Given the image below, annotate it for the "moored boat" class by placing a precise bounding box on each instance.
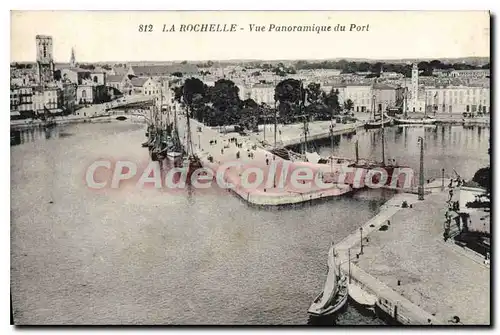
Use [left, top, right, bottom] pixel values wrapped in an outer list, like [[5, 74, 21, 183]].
[[394, 116, 437, 125], [308, 244, 349, 317], [364, 118, 392, 129], [348, 281, 377, 312]]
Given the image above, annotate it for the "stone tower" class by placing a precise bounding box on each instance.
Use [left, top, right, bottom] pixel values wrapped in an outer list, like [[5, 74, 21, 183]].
[[35, 35, 55, 84], [410, 63, 419, 112], [70, 47, 76, 68]]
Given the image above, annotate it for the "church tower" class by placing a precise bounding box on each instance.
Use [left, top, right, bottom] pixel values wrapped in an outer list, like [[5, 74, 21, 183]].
[[70, 47, 76, 68], [410, 63, 419, 112], [35, 35, 55, 84]]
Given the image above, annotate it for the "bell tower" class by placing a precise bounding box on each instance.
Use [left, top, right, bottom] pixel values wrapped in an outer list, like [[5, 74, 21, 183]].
[[70, 47, 76, 68], [35, 35, 55, 84], [410, 63, 419, 112]]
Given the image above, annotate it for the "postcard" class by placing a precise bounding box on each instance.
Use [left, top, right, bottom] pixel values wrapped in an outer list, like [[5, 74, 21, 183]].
[[10, 10, 490, 326]]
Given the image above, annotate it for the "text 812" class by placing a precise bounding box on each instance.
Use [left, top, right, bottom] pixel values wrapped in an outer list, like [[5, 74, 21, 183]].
[[138, 24, 153, 32]]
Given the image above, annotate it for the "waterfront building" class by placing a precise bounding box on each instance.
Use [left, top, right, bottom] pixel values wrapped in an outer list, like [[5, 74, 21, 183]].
[[35, 35, 55, 84], [424, 84, 490, 114], [32, 85, 62, 115], [373, 83, 398, 112], [343, 83, 373, 112], [10, 86, 35, 118]]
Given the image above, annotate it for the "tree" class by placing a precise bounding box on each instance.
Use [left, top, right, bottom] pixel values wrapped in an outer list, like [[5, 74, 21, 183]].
[[182, 77, 207, 119], [207, 79, 242, 125], [181, 61, 188, 65], [172, 72, 183, 78], [241, 98, 258, 109], [305, 83, 322, 104], [324, 89, 342, 115], [274, 79, 305, 122], [344, 99, 354, 111]]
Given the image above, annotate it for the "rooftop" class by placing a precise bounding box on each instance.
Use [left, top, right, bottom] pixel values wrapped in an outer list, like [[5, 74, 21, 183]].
[[131, 77, 149, 87], [130, 64, 199, 76]]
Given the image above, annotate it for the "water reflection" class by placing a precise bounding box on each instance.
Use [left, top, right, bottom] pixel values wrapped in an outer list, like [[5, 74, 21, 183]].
[[309, 125, 489, 180], [11, 126, 71, 146]]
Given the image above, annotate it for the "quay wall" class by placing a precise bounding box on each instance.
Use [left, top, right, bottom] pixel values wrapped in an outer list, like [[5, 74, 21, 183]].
[[281, 122, 362, 147], [341, 264, 440, 325]]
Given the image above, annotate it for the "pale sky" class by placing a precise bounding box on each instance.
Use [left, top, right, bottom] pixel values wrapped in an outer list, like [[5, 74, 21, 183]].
[[10, 11, 490, 63]]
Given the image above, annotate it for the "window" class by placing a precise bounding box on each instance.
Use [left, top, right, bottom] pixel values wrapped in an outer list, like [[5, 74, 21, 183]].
[[43, 45, 47, 58], [94, 76, 98, 83], [82, 90, 87, 99]]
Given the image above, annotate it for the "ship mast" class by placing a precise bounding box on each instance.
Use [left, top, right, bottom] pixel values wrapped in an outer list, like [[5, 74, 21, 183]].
[[300, 81, 308, 154], [371, 94, 375, 121], [381, 98, 386, 166], [403, 86, 408, 119]]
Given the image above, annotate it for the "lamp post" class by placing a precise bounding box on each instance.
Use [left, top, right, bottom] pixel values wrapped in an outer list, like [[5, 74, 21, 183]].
[[441, 168, 445, 190], [359, 227, 364, 255], [418, 136, 425, 200]]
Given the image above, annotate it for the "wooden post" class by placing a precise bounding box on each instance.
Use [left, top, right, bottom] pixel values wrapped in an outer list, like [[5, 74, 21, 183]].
[[348, 248, 351, 284], [418, 136, 425, 200], [360, 227, 364, 255], [274, 101, 277, 147]]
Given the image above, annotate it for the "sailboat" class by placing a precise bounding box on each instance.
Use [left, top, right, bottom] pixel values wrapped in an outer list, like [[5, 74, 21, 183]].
[[166, 105, 184, 159], [181, 107, 203, 178], [308, 243, 349, 317], [394, 87, 437, 125], [365, 95, 392, 129], [142, 124, 155, 147]]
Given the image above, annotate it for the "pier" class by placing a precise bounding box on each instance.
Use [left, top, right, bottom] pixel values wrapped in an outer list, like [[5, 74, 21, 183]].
[[174, 111, 353, 206], [335, 180, 490, 325]]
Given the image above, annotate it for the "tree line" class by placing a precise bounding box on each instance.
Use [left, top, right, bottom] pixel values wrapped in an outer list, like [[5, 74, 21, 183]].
[[293, 60, 490, 77], [172, 77, 353, 129]]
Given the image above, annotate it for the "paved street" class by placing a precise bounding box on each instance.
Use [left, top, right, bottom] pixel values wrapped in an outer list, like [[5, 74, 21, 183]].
[[354, 191, 490, 325]]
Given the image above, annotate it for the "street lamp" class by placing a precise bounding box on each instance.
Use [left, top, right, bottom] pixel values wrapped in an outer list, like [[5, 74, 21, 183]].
[[418, 136, 425, 200], [359, 227, 364, 255], [441, 168, 445, 190]]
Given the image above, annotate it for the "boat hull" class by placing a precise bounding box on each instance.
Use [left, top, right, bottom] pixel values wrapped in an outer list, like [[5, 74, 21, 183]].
[[167, 152, 182, 159], [364, 119, 392, 129], [308, 279, 349, 316], [394, 118, 437, 125]]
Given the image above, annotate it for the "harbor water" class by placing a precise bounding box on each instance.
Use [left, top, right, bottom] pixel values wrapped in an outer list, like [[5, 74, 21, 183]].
[[10, 122, 489, 325]]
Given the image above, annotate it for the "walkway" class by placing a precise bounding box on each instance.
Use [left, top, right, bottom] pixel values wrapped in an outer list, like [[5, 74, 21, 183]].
[[335, 184, 490, 325]]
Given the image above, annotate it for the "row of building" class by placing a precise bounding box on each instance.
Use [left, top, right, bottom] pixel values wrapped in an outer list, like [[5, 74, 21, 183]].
[[11, 35, 490, 119], [232, 64, 490, 114]]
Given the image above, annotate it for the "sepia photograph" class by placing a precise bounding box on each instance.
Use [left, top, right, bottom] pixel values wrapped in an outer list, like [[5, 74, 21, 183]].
[[9, 10, 491, 326]]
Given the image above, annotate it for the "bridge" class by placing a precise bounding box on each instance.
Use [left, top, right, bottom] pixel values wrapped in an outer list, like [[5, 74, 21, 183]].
[[74, 94, 155, 120]]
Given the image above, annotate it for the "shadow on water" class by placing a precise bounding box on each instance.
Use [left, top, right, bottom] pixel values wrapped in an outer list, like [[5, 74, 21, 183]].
[[10, 126, 73, 146], [307, 302, 401, 326]]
